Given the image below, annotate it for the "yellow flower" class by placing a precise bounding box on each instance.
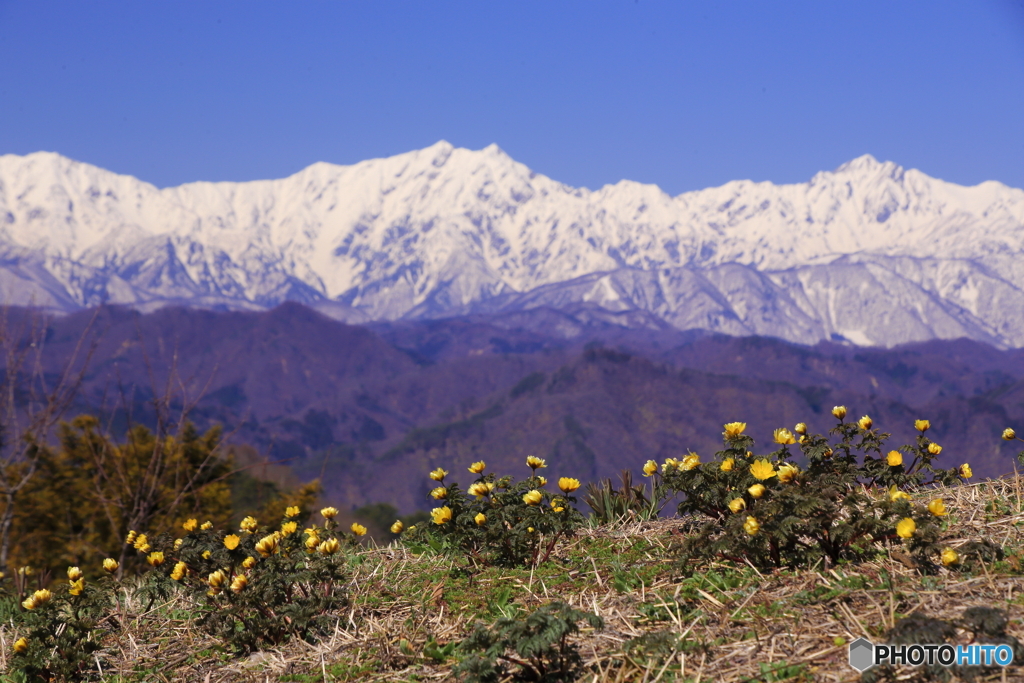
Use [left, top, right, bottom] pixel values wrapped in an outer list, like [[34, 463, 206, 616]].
[[13, 637, 28, 654], [887, 450, 903, 467], [170, 561, 187, 581], [67, 566, 83, 581], [927, 498, 948, 516], [857, 415, 873, 430], [230, 574, 248, 593], [202, 550, 212, 559], [208, 569, 227, 589], [281, 521, 298, 536], [285, 506, 301, 518], [182, 518, 198, 532], [915, 419, 930, 432], [137, 543, 151, 554], [133, 533, 149, 550], [390, 520, 404, 534], [536, 476, 547, 486], [794, 422, 807, 435], [351, 523, 367, 536], [681, 453, 701, 471], [475, 513, 487, 526], [468, 461, 486, 474], [69, 578, 85, 596], [174, 538, 183, 550], [558, 477, 581, 493], [1003, 428, 1016, 441], [959, 463, 972, 479], [927, 443, 942, 455], [896, 518, 916, 539], [240, 516, 258, 532], [642, 460, 658, 476], [662, 457, 680, 473], [723, 422, 747, 439], [552, 506, 564, 512], [748, 483, 766, 499], [242, 556, 257, 569], [429, 467, 448, 481], [467, 482, 489, 498], [522, 490, 543, 505], [219, 534, 239, 550], [526, 455, 547, 470], [720, 458, 735, 472], [125, 530, 137, 545], [305, 534, 320, 551], [200, 521, 213, 530], [147, 551, 165, 567], [22, 589, 52, 610], [255, 534, 279, 557], [430, 486, 448, 500], [318, 538, 341, 555], [889, 486, 911, 502], [103, 558, 119, 573], [832, 405, 847, 420], [527, 527, 535, 533], [431, 506, 453, 525], [320, 507, 339, 519], [750, 459, 776, 480], [941, 548, 959, 566], [773, 428, 796, 445], [744, 516, 760, 536], [777, 463, 799, 483], [728, 498, 746, 513]]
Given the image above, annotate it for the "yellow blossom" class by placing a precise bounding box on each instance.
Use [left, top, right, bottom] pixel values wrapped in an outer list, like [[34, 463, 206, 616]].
[[208, 569, 227, 589], [67, 566, 83, 581], [351, 523, 367, 536], [927, 443, 942, 455], [320, 507, 339, 519], [230, 574, 248, 593], [959, 463, 972, 479], [174, 538, 183, 550], [242, 556, 257, 569], [475, 513, 487, 526], [662, 457, 680, 473], [537, 476, 548, 486], [255, 535, 279, 557], [468, 461, 486, 474], [927, 498, 948, 516], [318, 538, 341, 555], [280, 521, 298, 536], [22, 589, 52, 610], [723, 422, 747, 439], [558, 477, 581, 493], [720, 458, 735, 472], [305, 535, 320, 551], [430, 486, 448, 500], [887, 450, 903, 467], [941, 548, 959, 566], [125, 530, 137, 545], [240, 516, 258, 532], [429, 467, 448, 481], [773, 428, 796, 445], [527, 527, 535, 533], [889, 486, 911, 502], [794, 422, 807, 435], [147, 551, 165, 567], [182, 519, 198, 532], [777, 463, 799, 483], [431, 506, 453, 525], [915, 419, 930, 432], [133, 533, 148, 550], [642, 460, 658, 476], [857, 415, 873, 430], [285, 506, 301, 518], [896, 518, 916, 539], [744, 516, 760, 535], [522, 490, 543, 505], [748, 483, 766, 499], [202, 550, 211, 559], [69, 578, 85, 596], [170, 562, 187, 581], [390, 520, 404, 534], [750, 459, 776, 480], [224, 534, 241, 550], [13, 638, 27, 654], [832, 405, 847, 420], [681, 453, 701, 471], [200, 521, 213, 530], [526, 455, 547, 470], [1003, 428, 1016, 441], [728, 498, 746, 513], [103, 558, 119, 573], [468, 482, 491, 498]]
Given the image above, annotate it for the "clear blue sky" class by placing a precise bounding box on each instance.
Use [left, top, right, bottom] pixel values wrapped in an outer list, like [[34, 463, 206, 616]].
[[1, 1, 1022, 194]]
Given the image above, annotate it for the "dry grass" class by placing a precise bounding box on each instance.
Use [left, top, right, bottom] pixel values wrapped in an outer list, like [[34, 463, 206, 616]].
[[3, 477, 1023, 682]]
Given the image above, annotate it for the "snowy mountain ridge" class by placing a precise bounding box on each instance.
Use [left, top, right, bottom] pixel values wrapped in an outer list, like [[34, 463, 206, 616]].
[[1, 142, 1023, 347]]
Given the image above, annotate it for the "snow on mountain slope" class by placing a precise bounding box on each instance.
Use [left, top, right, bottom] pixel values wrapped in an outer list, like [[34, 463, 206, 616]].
[[1, 142, 1023, 346]]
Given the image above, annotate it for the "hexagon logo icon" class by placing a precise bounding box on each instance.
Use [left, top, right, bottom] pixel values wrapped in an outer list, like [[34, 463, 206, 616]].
[[848, 637, 875, 672]]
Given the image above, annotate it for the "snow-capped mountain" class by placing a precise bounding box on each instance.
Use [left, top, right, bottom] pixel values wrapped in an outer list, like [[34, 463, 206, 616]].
[[2, 142, 1023, 347]]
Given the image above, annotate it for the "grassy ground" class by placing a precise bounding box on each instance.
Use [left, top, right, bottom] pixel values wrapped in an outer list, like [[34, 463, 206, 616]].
[[2, 478, 1023, 682]]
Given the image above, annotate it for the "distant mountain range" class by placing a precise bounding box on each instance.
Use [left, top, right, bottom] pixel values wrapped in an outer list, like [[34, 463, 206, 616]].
[[3, 144, 1024, 347]]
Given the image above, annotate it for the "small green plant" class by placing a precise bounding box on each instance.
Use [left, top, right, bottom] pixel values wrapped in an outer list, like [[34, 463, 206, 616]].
[[583, 469, 658, 524], [401, 458, 586, 568], [454, 601, 603, 682]]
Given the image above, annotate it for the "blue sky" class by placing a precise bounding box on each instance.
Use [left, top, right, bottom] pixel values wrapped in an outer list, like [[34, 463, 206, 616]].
[[1, 1, 1022, 194]]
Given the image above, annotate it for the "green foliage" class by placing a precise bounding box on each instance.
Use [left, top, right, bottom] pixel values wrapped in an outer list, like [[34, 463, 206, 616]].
[[454, 602, 603, 682], [659, 413, 969, 570], [402, 460, 586, 568], [583, 470, 657, 524]]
